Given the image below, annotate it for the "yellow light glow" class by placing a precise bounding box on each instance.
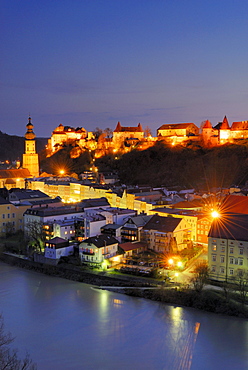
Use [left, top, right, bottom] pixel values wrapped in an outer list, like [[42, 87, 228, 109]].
[[177, 261, 183, 267], [175, 272, 179, 277], [211, 210, 219, 218], [59, 169, 65, 175], [168, 258, 174, 265]]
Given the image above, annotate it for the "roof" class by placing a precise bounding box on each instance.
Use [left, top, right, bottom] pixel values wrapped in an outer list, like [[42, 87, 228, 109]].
[[79, 197, 110, 209], [124, 214, 153, 227], [220, 116, 230, 130], [0, 169, 31, 179], [143, 214, 182, 232], [81, 234, 118, 248], [101, 223, 122, 230], [209, 213, 248, 242], [158, 123, 195, 130], [9, 189, 50, 200], [119, 242, 147, 252], [171, 199, 204, 210], [114, 122, 143, 133], [231, 121, 248, 130], [202, 120, 212, 129], [219, 194, 248, 214]]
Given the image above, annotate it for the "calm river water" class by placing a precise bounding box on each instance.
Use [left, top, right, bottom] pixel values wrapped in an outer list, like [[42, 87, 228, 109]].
[[0, 262, 247, 370]]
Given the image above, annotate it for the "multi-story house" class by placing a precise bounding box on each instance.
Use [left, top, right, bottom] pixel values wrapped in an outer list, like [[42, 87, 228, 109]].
[[121, 214, 152, 242], [141, 214, 191, 253], [79, 234, 119, 265], [0, 196, 29, 236], [208, 213, 248, 281]]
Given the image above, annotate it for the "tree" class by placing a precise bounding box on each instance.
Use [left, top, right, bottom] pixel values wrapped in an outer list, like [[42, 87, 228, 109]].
[[191, 262, 209, 292], [93, 127, 103, 140], [144, 126, 152, 138], [104, 128, 113, 138], [0, 314, 36, 370], [25, 220, 46, 253], [232, 271, 248, 305]]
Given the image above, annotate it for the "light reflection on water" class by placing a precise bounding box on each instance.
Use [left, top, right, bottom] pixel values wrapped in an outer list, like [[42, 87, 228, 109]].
[[0, 262, 248, 370]]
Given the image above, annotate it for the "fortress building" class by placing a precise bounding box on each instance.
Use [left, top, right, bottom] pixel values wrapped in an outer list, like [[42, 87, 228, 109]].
[[22, 116, 39, 177]]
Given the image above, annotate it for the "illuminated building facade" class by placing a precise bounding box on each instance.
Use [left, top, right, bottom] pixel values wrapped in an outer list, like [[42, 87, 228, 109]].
[[22, 116, 39, 177], [208, 213, 248, 281]]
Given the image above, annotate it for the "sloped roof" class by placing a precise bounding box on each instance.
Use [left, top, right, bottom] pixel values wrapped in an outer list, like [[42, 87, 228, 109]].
[[219, 194, 248, 214], [202, 120, 212, 129], [209, 213, 248, 241], [125, 214, 153, 227], [231, 121, 248, 130], [82, 234, 118, 248], [114, 122, 143, 133], [158, 123, 195, 130], [171, 199, 204, 210], [0, 169, 31, 179], [119, 242, 147, 252], [143, 214, 182, 232], [220, 116, 230, 130]]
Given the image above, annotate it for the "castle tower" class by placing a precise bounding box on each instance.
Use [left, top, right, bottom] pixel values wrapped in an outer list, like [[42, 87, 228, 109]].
[[22, 116, 39, 177], [219, 115, 230, 143], [201, 120, 213, 146]]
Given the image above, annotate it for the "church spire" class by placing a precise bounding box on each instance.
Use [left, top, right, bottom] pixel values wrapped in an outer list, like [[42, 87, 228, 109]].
[[25, 116, 36, 140]]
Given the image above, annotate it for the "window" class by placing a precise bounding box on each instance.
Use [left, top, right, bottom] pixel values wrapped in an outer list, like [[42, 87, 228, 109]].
[[230, 247, 234, 254], [239, 259, 243, 266], [230, 269, 234, 275], [220, 267, 225, 274], [212, 255, 216, 262], [211, 266, 216, 272], [239, 248, 244, 255], [221, 246, 225, 252], [7, 214, 10, 219], [230, 257, 234, 264], [235, 258, 239, 265], [12, 213, 15, 218], [220, 256, 225, 263], [212, 245, 217, 251], [2, 214, 5, 219]]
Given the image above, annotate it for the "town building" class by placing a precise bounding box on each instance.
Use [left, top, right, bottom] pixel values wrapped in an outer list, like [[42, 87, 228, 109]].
[[208, 213, 248, 282], [44, 237, 75, 262], [141, 214, 191, 253], [79, 234, 119, 265], [22, 116, 39, 177]]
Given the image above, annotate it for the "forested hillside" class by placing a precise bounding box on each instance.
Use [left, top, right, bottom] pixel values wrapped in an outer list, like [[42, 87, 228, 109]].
[[0, 131, 47, 162]]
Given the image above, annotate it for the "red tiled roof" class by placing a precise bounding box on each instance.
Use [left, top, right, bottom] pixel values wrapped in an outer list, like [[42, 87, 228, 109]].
[[219, 194, 248, 214], [231, 121, 248, 130], [158, 123, 195, 130], [0, 169, 31, 179], [220, 116, 230, 130], [114, 122, 143, 133], [202, 120, 212, 129]]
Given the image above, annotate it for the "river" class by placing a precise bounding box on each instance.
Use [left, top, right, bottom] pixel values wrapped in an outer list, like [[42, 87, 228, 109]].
[[0, 262, 247, 370]]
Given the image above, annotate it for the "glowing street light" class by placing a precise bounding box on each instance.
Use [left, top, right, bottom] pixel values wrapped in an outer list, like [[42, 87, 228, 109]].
[[211, 210, 219, 218], [168, 258, 174, 266]]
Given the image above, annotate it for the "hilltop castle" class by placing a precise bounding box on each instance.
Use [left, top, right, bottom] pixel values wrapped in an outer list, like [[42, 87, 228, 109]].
[[45, 116, 248, 159]]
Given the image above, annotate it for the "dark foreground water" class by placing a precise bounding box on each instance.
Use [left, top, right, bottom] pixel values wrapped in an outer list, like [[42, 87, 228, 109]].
[[0, 262, 247, 370]]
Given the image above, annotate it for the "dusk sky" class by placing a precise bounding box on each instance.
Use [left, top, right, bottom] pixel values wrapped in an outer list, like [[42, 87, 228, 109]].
[[1, 0, 248, 137]]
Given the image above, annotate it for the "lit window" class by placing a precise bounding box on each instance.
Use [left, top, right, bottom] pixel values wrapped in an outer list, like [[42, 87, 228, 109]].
[[212, 245, 217, 251]]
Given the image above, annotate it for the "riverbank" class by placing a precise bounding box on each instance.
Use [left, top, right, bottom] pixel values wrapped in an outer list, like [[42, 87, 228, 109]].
[[1, 252, 248, 319]]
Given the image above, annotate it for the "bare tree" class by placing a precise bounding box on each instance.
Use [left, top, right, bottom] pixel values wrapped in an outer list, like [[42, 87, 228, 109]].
[[191, 262, 209, 293], [25, 220, 46, 253], [144, 126, 152, 138], [232, 271, 248, 305], [0, 314, 36, 370], [104, 128, 113, 138]]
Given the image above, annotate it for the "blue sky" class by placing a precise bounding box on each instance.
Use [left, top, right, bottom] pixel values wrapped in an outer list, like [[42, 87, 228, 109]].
[[1, 0, 248, 137]]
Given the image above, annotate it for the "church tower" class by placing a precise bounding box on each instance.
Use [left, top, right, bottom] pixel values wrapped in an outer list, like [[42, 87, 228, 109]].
[[22, 116, 39, 177]]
